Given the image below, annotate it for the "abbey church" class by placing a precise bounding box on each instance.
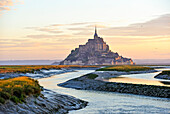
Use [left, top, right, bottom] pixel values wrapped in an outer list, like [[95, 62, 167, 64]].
[[60, 27, 135, 65]]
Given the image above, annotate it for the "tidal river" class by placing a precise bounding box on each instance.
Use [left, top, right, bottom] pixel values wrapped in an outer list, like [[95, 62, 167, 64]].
[[38, 68, 170, 114]]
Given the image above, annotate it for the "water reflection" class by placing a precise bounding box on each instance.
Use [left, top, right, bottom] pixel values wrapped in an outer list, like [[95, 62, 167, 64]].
[[104, 77, 170, 87], [38, 69, 170, 114], [102, 68, 170, 87]]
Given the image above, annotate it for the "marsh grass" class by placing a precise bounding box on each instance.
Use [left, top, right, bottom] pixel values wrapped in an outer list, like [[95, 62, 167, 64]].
[[0, 76, 41, 104], [86, 74, 98, 79], [0, 65, 99, 73], [96, 65, 154, 72]]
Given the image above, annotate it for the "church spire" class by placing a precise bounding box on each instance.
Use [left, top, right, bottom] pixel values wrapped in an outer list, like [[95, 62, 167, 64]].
[[94, 25, 98, 39], [95, 26, 97, 34]]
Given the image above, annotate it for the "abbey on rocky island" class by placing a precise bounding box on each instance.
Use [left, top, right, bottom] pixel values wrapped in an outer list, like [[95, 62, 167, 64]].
[[60, 27, 135, 65]]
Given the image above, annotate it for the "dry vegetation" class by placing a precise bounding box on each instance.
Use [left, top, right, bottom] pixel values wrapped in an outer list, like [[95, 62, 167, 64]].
[[96, 65, 154, 72], [0, 76, 41, 104], [0, 65, 99, 73]]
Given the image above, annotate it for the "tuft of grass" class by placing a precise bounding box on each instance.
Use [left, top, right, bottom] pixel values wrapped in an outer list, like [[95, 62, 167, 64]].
[[86, 74, 98, 79], [96, 65, 154, 72], [0, 97, 5, 104], [0, 76, 41, 104]]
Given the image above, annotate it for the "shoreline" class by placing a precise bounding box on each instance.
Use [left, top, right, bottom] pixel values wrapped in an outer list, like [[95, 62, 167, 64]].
[[0, 88, 88, 114], [0, 67, 169, 113], [0, 69, 75, 79], [93, 70, 158, 80], [0, 69, 91, 114], [154, 71, 170, 80], [93, 70, 170, 87], [155, 75, 170, 80], [58, 72, 170, 98]]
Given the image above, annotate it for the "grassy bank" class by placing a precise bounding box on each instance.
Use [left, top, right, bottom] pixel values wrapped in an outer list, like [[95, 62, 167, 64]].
[[0, 76, 41, 104], [0, 65, 99, 73], [86, 74, 98, 79], [96, 65, 154, 72]]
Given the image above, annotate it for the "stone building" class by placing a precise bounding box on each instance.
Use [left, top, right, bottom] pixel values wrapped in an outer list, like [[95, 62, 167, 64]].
[[60, 27, 135, 65]]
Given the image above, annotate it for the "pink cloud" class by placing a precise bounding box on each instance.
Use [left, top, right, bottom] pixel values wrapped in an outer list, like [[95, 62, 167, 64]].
[[101, 14, 170, 36], [0, 0, 22, 12], [0, 0, 13, 6], [0, 6, 10, 11], [0, 0, 13, 11]]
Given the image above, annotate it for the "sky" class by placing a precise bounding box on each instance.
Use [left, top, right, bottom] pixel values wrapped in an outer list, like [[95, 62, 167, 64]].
[[0, 0, 170, 60]]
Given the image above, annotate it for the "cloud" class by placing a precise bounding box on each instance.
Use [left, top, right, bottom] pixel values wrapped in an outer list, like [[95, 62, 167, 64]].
[[50, 24, 66, 27], [0, 39, 38, 48], [49, 22, 100, 27], [69, 22, 93, 26], [104, 35, 170, 45], [0, 0, 13, 6], [101, 14, 170, 36], [25, 22, 106, 36], [86, 24, 108, 28], [25, 27, 63, 34], [25, 14, 170, 41], [0, 6, 10, 11], [0, 38, 28, 43], [68, 27, 92, 31], [37, 28, 63, 34], [49, 22, 91, 27], [159, 53, 170, 55], [0, 0, 22, 14], [26, 34, 73, 39], [73, 31, 93, 36], [0, 0, 13, 11]]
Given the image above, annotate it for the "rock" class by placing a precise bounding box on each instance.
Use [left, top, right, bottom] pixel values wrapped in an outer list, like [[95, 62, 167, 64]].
[[0, 89, 88, 114], [154, 70, 170, 80], [155, 74, 170, 80]]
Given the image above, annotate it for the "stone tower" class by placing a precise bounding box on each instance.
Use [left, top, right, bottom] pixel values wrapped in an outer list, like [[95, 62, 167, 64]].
[[94, 26, 98, 39]]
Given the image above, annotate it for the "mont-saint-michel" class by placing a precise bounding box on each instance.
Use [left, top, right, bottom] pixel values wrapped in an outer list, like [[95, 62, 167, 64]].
[[60, 27, 135, 65], [1, 0, 170, 113]]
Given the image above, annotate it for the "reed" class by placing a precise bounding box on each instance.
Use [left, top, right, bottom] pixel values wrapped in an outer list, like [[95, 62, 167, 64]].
[[0, 65, 99, 73]]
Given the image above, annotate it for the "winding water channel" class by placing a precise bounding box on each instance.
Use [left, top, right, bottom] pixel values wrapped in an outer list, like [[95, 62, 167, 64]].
[[38, 68, 170, 114]]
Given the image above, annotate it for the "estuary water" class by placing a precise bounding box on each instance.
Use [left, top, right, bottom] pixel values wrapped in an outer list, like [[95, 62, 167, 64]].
[[104, 68, 170, 87], [38, 68, 170, 114]]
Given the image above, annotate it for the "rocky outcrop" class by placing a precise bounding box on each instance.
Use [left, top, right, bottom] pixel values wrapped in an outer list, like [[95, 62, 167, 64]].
[[0, 89, 88, 114], [58, 74, 170, 98], [154, 71, 170, 80], [59, 27, 135, 65], [155, 75, 170, 80]]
